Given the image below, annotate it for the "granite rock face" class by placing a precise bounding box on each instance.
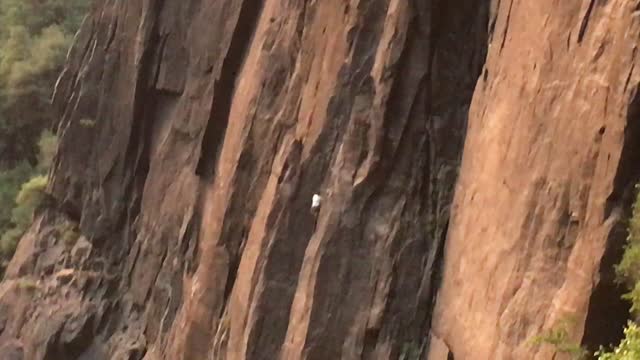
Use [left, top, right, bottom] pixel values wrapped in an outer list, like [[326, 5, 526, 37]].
[[1, 0, 639, 359]]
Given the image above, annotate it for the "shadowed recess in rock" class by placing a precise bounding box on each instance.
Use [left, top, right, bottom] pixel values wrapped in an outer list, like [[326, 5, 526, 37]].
[[582, 86, 640, 352], [195, 0, 266, 178]]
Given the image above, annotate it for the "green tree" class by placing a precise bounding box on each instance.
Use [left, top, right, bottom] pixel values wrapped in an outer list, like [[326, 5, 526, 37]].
[[0, 0, 90, 167]]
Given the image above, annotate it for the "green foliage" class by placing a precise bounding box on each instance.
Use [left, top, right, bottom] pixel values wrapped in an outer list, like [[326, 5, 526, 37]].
[[0, 161, 32, 230], [3, 25, 70, 102], [617, 185, 640, 298], [0, 0, 90, 165], [530, 316, 589, 359], [601, 187, 640, 359], [0, 174, 48, 260], [0, 133, 54, 241], [0, 0, 88, 272], [15, 175, 47, 204], [622, 282, 640, 315], [0, 0, 89, 41], [618, 243, 640, 288], [12, 175, 47, 227], [596, 322, 640, 360]]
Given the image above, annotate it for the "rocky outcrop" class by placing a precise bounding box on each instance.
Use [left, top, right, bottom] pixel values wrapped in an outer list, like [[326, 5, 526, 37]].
[[2, 0, 639, 359]]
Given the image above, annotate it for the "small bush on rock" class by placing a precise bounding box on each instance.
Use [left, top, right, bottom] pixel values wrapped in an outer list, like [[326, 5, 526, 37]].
[[530, 316, 588, 360]]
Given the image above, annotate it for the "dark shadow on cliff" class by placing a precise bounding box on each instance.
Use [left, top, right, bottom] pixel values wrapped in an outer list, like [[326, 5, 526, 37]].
[[582, 85, 640, 352], [195, 0, 265, 178]]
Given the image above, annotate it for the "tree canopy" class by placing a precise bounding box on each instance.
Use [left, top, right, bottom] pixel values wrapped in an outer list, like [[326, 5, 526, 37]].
[[0, 0, 91, 272]]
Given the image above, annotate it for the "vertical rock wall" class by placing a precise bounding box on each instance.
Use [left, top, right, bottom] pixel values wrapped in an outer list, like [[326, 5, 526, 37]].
[[2, 1, 639, 359], [0, 0, 488, 359], [431, 0, 640, 359]]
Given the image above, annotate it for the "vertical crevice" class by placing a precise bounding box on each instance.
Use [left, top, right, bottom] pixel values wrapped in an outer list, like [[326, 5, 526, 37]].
[[487, 0, 502, 42], [97, 0, 168, 251], [581, 219, 631, 353], [577, 0, 596, 44], [427, 219, 448, 312], [499, 0, 514, 51], [582, 86, 640, 352], [420, 0, 491, 346], [195, 0, 266, 178]]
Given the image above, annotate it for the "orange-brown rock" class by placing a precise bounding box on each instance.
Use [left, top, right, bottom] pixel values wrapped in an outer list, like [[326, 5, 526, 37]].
[[430, 0, 640, 359], [0, 0, 488, 359], [2, 0, 640, 359]]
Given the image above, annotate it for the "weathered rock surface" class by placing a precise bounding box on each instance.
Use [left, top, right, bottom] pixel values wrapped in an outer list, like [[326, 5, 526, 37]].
[[0, 0, 487, 359], [430, 0, 640, 359], [2, 0, 639, 359]]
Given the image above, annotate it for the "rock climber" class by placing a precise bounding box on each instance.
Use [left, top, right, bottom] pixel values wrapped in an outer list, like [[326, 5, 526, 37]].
[[311, 193, 321, 215]]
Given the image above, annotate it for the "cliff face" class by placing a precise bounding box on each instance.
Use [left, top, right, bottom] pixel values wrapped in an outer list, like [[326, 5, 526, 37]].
[[0, 0, 638, 359], [430, 1, 640, 359]]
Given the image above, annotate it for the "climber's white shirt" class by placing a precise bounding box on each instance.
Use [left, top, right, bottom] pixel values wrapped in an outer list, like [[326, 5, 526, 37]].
[[311, 194, 321, 209]]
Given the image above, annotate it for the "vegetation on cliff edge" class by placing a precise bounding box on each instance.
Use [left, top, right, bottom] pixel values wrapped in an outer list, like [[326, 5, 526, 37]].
[[0, 0, 91, 274]]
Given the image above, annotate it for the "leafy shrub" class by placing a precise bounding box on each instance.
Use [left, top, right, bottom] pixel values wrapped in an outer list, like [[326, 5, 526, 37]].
[[0, 174, 47, 265], [530, 316, 588, 359], [15, 174, 47, 204], [11, 175, 47, 228], [0, 132, 54, 267], [0, 0, 89, 273], [596, 322, 640, 360], [0, 0, 90, 165], [622, 282, 640, 315]]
